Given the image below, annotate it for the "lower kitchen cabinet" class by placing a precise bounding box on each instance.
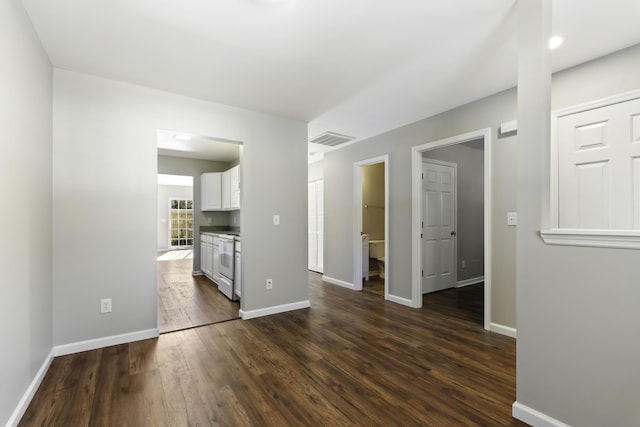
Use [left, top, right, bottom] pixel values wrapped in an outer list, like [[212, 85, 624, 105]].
[[200, 233, 219, 283]]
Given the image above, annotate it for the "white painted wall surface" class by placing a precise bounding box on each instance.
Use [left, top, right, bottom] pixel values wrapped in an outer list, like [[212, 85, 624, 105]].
[[53, 70, 308, 346], [0, 1, 53, 425]]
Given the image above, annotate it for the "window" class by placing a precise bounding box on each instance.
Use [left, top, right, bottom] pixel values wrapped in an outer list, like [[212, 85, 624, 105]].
[[541, 90, 640, 249], [170, 199, 193, 249]]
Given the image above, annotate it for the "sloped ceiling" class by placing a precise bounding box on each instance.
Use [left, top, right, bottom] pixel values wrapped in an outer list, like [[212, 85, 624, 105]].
[[21, 0, 640, 148]]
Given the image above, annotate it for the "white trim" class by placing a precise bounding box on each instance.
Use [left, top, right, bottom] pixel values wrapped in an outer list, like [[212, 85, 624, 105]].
[[353, 155, 390, 299], [6, 349, 55, 427], [540, 228, 640, 250], [192, 270, 203, 276], [422, 158, 458, 292], [54, 328, 159, 357], [386, 294, 418, 308], [239, 300, 310, 320], [456, 276, 485, 288], [490, 322, 517, 338], [553, 88, 640, 118], [322, 275, 356, 290], [412, 128, 492, 330], [512, 401, 571, 427]]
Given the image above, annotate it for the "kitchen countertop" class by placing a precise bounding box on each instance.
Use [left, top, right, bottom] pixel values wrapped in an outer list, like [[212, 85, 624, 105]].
[[200, 226, 240, 236]]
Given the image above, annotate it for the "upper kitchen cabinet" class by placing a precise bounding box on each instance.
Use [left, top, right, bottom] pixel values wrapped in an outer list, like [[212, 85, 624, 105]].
[[230, 165, 240, 210], [222, 169, 231, 210], [201, 172, 222, 211], [201, 165, 240, 212]]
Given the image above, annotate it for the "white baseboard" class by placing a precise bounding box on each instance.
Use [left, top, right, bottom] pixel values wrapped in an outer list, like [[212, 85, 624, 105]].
[[322, 275, 356, 290], [240, 300, 311, 320], [386, 294, 416, 308], [456, 276, 485, 288], [512, 401, 570, 427], [6, 348, 55, 427], [54, 328, 159, 357], [192, 270, 203, 276], [490, 322, 517, 338]]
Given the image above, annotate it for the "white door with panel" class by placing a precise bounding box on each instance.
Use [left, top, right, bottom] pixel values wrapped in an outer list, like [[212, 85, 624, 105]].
[[422, 160, 457, 294], [308, 180, 324, 273], [558, 97, 640, 229]]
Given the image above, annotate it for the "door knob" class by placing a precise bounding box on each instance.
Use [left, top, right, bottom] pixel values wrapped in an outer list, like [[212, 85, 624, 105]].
[[450, 231, 457, 236]]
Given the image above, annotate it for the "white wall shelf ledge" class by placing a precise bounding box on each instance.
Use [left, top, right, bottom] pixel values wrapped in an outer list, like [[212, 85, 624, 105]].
[[539, 229, 640, 250]]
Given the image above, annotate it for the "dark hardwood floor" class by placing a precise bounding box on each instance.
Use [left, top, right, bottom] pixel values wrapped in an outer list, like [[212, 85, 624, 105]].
[[20, 273, 526, 426], [362, 275, 385, 296], [158, 254, 239, 333]]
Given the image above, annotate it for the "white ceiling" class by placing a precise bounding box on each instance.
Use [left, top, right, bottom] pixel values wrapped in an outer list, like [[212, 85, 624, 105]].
[[21, 0, 640, 150]]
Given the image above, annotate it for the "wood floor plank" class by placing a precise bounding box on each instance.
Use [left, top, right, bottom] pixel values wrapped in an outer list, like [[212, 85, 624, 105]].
[[157, 255, 239, 333], [19, 273, 528, 426]]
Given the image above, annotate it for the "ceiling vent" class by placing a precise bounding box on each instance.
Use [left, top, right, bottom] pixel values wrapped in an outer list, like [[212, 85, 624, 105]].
[[309, 131, 355, 147]]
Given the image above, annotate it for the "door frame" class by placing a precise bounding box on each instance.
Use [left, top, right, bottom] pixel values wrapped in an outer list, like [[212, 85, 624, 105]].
[[353, 155, 389, 299], [411, 128, 492, 330], [421, 158, 458, 294]]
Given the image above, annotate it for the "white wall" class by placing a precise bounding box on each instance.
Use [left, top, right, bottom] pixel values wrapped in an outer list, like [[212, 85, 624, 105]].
[[157, 184, 193, 251], [0, 1, 53, 425], [53, 70, 308, 346]]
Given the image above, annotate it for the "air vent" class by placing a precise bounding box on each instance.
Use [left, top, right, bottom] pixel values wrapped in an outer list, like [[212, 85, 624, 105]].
[[309, 131, 355, 147]]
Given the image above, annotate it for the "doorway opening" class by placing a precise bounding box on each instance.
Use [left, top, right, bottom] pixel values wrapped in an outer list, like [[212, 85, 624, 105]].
[[156, 130, 241, 333], [411, 129, 492, 330], [353, 155, 389, 299]]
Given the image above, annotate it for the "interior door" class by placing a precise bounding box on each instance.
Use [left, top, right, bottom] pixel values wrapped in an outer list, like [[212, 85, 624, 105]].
[[422, 160, 457, 294]]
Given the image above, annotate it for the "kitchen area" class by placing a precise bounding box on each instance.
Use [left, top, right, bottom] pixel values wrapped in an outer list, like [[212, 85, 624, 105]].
[[199, 163, 242, 302], [157, 130, 243, 332]]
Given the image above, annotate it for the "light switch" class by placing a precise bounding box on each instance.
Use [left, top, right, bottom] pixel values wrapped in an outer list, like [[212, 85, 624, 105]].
[[273, 214, 280, 225], [507, 212, 517, 226]]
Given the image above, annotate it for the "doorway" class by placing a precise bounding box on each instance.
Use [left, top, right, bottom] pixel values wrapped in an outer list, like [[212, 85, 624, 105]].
[[411, 129, 492, 330], [353, 155, 389, 299], [156, 130, 242, 333]]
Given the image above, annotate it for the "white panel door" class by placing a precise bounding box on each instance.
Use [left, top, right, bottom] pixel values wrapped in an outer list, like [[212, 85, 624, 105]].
[[558, 98, 640, 229], [308, 180, 324, 273], [316, 180, 324, 272], [422, 161, 456, 294]]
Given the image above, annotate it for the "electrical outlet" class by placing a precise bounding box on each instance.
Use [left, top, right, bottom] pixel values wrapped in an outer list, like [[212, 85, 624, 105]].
[[266, 279, 273, 290], [101, 298, 112, 314], [273, 214, 280, 226]]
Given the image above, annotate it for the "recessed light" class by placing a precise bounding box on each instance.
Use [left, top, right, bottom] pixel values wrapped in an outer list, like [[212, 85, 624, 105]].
[[549, 36, 564, 50], [174, 134, 192, 141]]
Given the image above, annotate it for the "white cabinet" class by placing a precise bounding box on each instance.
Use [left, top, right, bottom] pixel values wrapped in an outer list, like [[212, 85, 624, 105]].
[[234, 241, 241, 299], [200, 233, 220, 283], [200, 240, 208, 276], [230, 165, 240, 209], [201, 173, 222, 211], [212, 238, 220, 282], [200, 234, 213, 277], [221, 169, 231, 210], [201, 166, 240, 212]]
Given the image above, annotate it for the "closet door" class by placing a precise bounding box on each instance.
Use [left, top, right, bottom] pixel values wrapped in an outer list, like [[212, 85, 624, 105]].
[[308, 180, 324, 273]]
